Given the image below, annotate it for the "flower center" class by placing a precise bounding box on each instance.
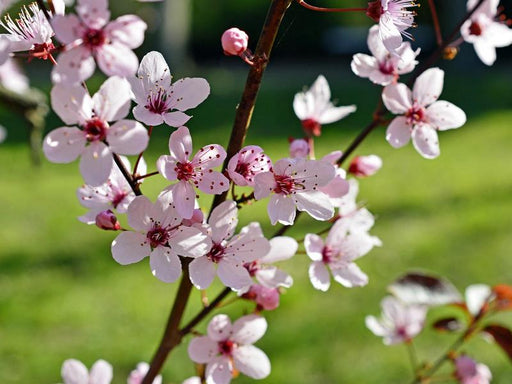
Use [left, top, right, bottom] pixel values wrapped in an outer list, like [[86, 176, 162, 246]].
[[378, 57, 395, 75], [366, 0, 383, 22], [301, 118, 321, 137], [235, 161, 251, 178], [147, 226, 169, 248], [405, 104, 426, 125], [273, 174, 296, 195], [218, 340, 235, 356], [175, 161, 195, 181], [207, 243, 226, 263], [83, 28, 106, 49], [322, 247, 335, 264], [83, 118, 108, 142], [145, 88, 170, 115], [244, 261, 259, 277], [30, 42, 56, 61], [469, 21, 483, 36]]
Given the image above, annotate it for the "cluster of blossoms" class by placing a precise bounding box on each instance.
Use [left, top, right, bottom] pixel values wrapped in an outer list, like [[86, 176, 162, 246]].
[[2, 0, 512, 383]]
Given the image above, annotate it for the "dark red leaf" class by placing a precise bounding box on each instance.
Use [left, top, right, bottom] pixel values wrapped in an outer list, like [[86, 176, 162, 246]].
[[483, 324, 512, 362], [432, 317, 462, 332]]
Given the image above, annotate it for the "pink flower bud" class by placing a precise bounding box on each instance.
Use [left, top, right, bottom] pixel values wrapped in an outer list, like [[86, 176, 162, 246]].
[[348, 155, 382, 177], [221, 27, 249, 56], [242, 284, 280, 311], [454, 356, 492, 384], [95, 210, 121, 231], [289, 138, 310, 158]]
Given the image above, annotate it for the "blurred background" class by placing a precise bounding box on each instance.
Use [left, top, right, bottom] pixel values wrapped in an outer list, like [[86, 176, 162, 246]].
[[1, 0, 512, 383]]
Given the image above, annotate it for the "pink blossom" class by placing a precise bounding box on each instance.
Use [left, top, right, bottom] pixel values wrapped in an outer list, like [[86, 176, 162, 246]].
[[366, 0, 417, 56], [188, 201, 271, 291], [254, 157, 336, 225], [460, 0, 512, 66], [95, 209, 120, 231], [51, 0, 147, 83], [221, 27, 248, 56], [293, 75, 356, 137], [348, 155, 383, 177], [305, 217, 380, 291], [365, 296, 427, 345], [111, 194, 211, 283], [351, 25, 419, 85], [43, 76, 148, 186], [382, 67, 467, 159], [227, 145, 271, 187], [157, 126, 229, 219], [188, 314, 271, 384], [61, 359, 112, 384], [242, 284, 280, 311], [129, 51, 210, 127], [289, 138, 310, 158], [127, 362, 162, 384], [318, 151, 350, 206], [243, 236, 297, 291], [455, 356, 492, 384], [76, 156, 145, 224]]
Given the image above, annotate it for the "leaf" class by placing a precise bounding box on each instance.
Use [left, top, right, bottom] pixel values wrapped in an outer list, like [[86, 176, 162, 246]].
[[388, 272, 462, 306], [493, 284, 512, 311], [483, 324, 512, 362], [432, 317, 462, 332]]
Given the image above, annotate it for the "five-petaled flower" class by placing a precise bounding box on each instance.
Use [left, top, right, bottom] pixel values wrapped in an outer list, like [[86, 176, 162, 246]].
[[382, 67, 467, 159], [188, 314, 271, 384]]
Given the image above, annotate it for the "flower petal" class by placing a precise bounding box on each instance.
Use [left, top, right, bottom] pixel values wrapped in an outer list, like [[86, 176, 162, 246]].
[[163, 111, 191, 127], [108, 120, 149, 155], [92, 76, 131, 122], [149, 247, 182, 283], [105, 15, 146, 49], [411, 124, 440, 159], [168, 77, 210, 111], [96, 43, 139, 78], [205, 357, 232, 384], [293, 191, 334, 221], [188, 336, 218, 363], [233, 345, 271, 380], [426, 101, 466, 131], [331, 263, 369, 288], [386, 116, 411, 148], [267, 194, 295, 225], [61, 359, 88, 384], [261, 236, 298, 263], [209, 200, 239, 244], [52, 46, 96, 85], [304, 234, 324, 261], [89, 360, 113, 384], [43, 127, 85, 163], [413, 67, 444, 106], [217, 261, 253, 290], [207, 314, 233, 341], [79, 142, 112, 186], [308, 261, 331, 291], [382, 83, 412, 114], [232, 314, 267, 344], [189, 256, 216, 289], [76, 0, 110, 29], [170, 226, 211, 258], [111, 231, 149, 265], [51, 83, 93, 125]]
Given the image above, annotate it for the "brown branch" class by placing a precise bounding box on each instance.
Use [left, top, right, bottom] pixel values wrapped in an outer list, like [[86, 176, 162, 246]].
[[112, 153, 142, 196], [428, 0, 444, 47], [297, 0, 366, 13]]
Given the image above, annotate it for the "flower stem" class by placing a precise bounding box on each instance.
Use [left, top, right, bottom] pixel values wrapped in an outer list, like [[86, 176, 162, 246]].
[[428, 0, 444, 47], [112, 153, 142, 196], [297, 0, 367, 13]]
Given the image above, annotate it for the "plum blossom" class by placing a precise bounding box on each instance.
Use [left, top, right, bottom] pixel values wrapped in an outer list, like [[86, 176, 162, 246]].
[[243, 236, 297, 291], [365, 296, 427, 344], [129, 51, 210, 127], [254, 157, 336, 225], [366, 0, 417, 56], [127, 362, 162, 384], [51, 0, 147, 83], [461, 0, 512, 66], [61, 359, 112, 384], [241, 284, 280, 311], [382, 67, 467, 159], [43, 76, 148, 186], [305, 216, 381, 291], [189, 200, 271, 291], [318, 151, 350, 206], [289, 138, 310, 158], [157, 126, 229, 219], [221, 27, 248, 56], [188, 314, 271, 384], [76, 156, 146, 224], [351, 25, 419, 86], [348, 155, 383, 177], [293, 75, 356, 136], [111, 194, 211, 283], [0, 1, 62, 64], [227, 145, 271, 187], [454, 355, 492, 384], [95, 209, 120, 230]]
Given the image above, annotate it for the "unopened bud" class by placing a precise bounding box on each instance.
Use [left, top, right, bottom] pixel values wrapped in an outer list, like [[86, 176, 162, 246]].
[[443, 46, 458, 60], [289, 138, 310, 158], [242, 285, 280, 311], [221, 27, 249, 56], [95, 210, 121, 231], [348, 155, 382, 177]]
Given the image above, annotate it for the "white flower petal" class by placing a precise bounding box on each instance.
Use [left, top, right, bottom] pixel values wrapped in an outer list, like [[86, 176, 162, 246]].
[[207, 314, 233, 341], [304, 234, 324, 261], [382, 83, 412, 114], [111, 231, 149, 265], [308, 261, 331, 291], [413, 67, 444, 106], [43, 127, 85, 163], [386, 116, 411, 148], [233, 345, 270, 379], [217, 261, 253, 290], [205, 357, 232, 384], [188, 336, 218, 363], [411, 124, 440, 159], [465, 284, 492, 316], [261, 236, 298, 263], [108, 120, 149, 155], [61, 359, 88, 384], [331, 263, 369, 288], [92, 76, 131, 122], [268, 194, 296, 226], [209, 200, 239, 244], [150, 247, 182, 283], [189, 256, 216, 289], [79, 142, 112, 186], [89, 360, 113, 384], [232, 314, 267, 344], [426, 101, 466, 131]]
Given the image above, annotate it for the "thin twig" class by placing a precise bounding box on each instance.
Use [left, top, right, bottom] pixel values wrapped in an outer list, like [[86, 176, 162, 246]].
[[297, 0, 366, 13], [112, 153, 142, 196], [428, 0, 444, 46]]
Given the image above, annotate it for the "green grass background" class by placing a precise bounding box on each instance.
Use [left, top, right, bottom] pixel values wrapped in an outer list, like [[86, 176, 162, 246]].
[[1, 61, 512, 383]]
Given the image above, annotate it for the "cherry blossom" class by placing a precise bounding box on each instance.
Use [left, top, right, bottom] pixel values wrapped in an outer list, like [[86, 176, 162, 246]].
[[43, 76, 148, 186], [242, 284, 280, 311], [254, 157, 336, 225], [129, 51, 210, 127], [460, 0, 512, 66], [51, 0, 146, 83], [111, 194, 211, 283], [293, 75, 356, 136], [365, 296, 427, 345], [221, 27, 248, 56], [188, 314, 271, 384], [366, 0, 417, 56], [157, 126, 229, 219], [305, 217, 381, 291], [318, 151, 350, 206], [382, 67, 467, 159], [0, 2, 62, 63], [76, 156, 146, 224], [127, 362, 162, 384], [95, 209, 120, 230], [454, 355, 492, 384], [227, 145, 271, 187], [289, 138, 310, 158], [243, 236, 297, 290], [188, 200, 271, 291], [61, 359, 112, 384], [351, 25, 419, 86], [348, 155, 383, 177]]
